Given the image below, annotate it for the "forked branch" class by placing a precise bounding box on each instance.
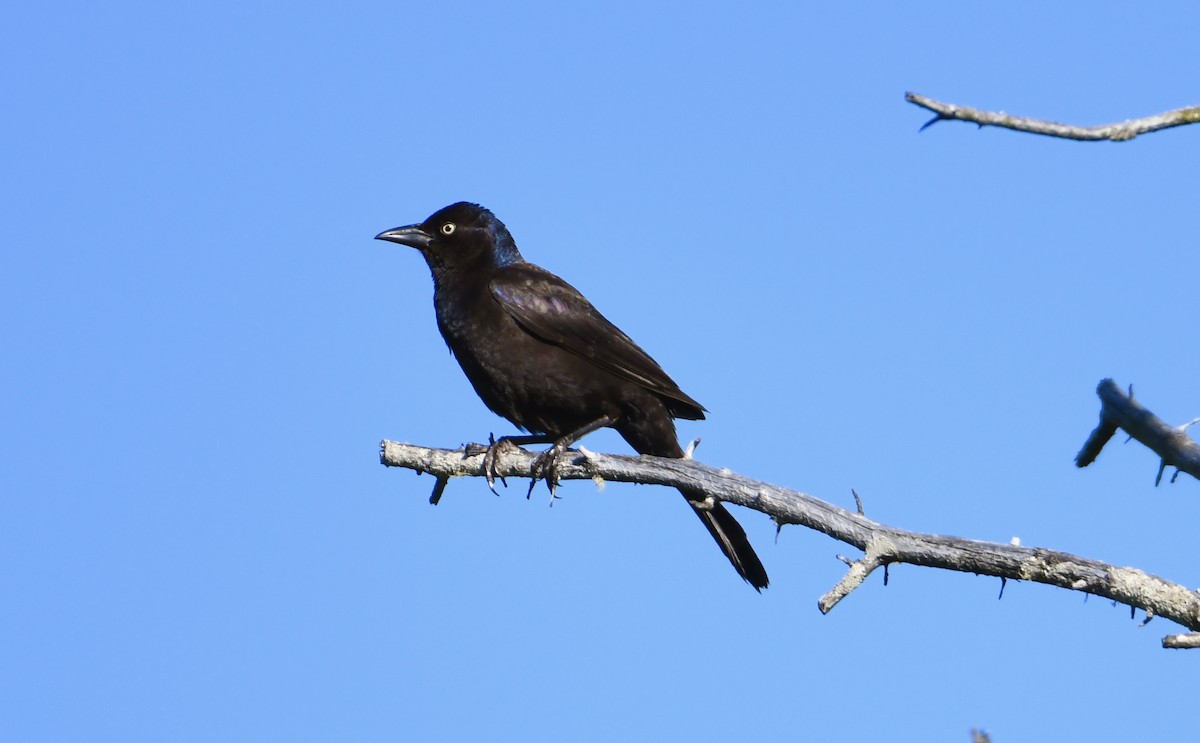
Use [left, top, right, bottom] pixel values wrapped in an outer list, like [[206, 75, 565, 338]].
[[381, 439, 1200, 647], [1075, 378, 1200, 485]]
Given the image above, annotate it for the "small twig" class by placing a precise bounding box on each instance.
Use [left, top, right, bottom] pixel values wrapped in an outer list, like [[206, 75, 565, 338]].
[[906, 91, 1200, 141], [381, 440, 1200, 643], [819, 536, 891, 613], [1075, 418, 1119, 468], [1075, 379, 1200, 484], [1163, 633, 1200, 649], [429, 474, 450, 505], [970, 729, 992, 743]]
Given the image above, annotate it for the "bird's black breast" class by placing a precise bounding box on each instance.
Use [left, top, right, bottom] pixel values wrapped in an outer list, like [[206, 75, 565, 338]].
[[430, 268, 603, 435]]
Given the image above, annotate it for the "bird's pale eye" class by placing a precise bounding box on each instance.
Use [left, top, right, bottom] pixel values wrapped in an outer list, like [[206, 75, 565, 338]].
[[440, 222, 456, 235]]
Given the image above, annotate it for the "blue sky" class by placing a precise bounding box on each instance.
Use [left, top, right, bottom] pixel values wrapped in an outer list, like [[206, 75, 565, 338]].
[[4, 2, 1199, 741]]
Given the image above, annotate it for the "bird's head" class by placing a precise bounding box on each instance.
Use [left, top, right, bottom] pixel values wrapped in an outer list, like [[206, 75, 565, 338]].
[[375, 202, 522, 273]]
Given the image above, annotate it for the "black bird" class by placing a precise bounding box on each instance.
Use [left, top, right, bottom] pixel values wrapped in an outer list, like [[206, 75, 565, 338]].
[[376, 202, 769, 590]]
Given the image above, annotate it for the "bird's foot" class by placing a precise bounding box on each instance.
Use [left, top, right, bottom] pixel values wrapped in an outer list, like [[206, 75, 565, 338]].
[[528, 443, 568, 501], [479, 434, 521, 495]]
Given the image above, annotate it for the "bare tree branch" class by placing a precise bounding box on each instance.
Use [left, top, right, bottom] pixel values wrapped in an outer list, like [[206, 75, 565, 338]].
[[1076, 378, 1200, 485], [381, 439, 1200, 646], [1163, 633, 1200, 649], [906, 91, 1200, 141]]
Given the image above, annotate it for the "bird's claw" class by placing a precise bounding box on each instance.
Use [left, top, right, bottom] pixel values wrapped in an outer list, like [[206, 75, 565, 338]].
[[480, 435, 518, 495], [529, 443, 567, 500]]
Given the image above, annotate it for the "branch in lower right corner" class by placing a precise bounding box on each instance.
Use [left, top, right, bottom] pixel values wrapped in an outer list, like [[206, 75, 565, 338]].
[[1074, 378, 1200, 484], [1163, 633, 1200, 649]]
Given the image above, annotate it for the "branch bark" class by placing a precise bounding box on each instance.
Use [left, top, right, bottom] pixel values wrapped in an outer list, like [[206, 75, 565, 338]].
[[381, 439, 1200, 646], [1075, 378, 1200, 485], [906, 91, 1200, 141]]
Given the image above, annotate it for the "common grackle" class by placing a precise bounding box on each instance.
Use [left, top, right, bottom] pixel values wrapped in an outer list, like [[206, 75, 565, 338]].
[[376, 202, 768, 590]]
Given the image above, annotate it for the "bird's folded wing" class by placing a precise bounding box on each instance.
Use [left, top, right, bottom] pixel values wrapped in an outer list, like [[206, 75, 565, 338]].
[[489, 264, 705, 418]]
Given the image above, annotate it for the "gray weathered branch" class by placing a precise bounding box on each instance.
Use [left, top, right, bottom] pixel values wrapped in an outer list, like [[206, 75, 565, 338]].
[[1075, 378, 1200, 485], [381, 440, 1200, 646], [906, 91, 1200, 141], [1163, 632, 1200, 649]]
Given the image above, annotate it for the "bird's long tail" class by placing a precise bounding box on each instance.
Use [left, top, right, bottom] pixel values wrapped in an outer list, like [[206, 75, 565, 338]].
[[616, 415, 769, 590], [678, 485, 770, 591]]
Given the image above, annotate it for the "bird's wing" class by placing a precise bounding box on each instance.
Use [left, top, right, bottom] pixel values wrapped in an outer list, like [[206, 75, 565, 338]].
[[489, 264, 705, 419]]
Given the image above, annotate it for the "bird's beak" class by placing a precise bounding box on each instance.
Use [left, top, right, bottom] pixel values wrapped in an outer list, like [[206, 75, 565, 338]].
[[375, 224, 433, 249]]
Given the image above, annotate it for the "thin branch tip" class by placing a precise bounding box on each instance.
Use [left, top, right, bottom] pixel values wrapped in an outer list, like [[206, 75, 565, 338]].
[[906, 92, 1200, 141], [918, 114, 942, 133], [1163, 633, 1200, 649]]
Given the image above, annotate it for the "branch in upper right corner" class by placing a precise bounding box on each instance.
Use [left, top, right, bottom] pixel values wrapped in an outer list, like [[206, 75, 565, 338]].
[[905, 92, 1200, 142]]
